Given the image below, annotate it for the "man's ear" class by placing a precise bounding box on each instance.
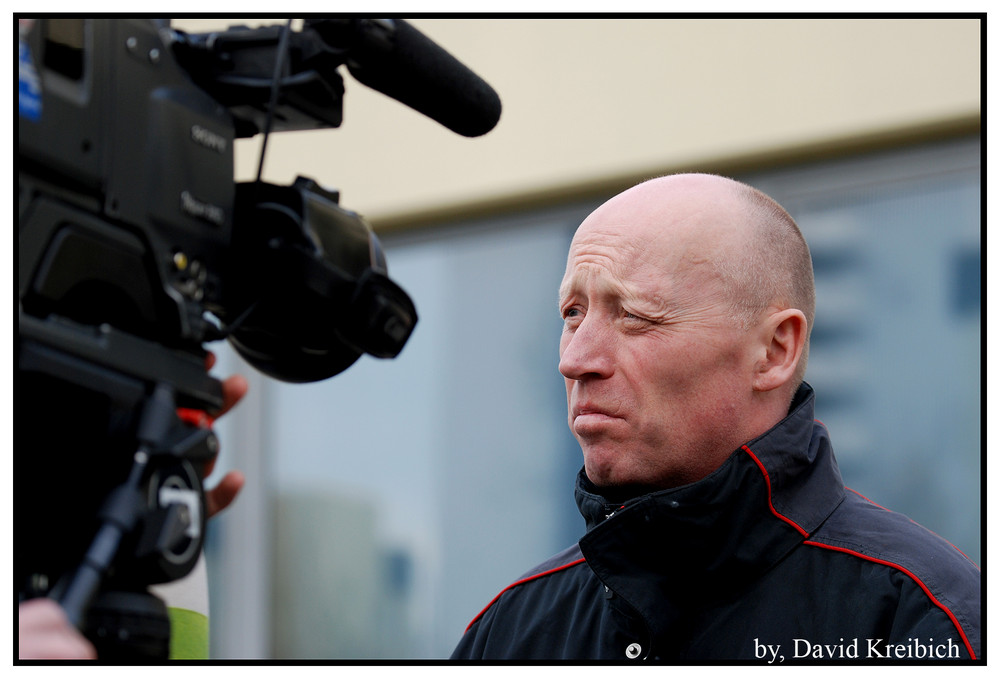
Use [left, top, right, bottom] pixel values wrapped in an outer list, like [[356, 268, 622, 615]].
[[753, 308, 808, 393]]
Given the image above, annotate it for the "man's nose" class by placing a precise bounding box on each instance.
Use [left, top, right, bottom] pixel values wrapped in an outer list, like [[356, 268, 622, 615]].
[[559, 315, 614, 381]]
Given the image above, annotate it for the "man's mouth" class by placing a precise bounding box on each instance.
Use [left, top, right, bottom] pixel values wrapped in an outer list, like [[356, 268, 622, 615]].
[[572, 404, 624, 432]]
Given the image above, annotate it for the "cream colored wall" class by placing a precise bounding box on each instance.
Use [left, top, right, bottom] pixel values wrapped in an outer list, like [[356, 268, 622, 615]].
[[171, 18, 981, 225]]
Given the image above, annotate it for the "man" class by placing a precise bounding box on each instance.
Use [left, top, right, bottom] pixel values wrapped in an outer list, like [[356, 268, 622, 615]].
[[450, 173, 980, 661]]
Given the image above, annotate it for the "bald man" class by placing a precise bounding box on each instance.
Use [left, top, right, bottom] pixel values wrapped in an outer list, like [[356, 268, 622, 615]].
[[451, 174, 980, 661]]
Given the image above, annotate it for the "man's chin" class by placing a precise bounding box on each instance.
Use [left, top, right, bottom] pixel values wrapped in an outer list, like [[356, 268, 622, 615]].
[[583, 461, 664, 502]]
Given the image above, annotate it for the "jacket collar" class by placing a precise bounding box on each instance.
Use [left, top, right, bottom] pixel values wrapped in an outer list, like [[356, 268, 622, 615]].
[[575, 384, 845, 632]]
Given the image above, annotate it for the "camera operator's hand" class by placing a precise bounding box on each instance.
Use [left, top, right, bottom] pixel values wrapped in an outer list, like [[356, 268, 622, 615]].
[[18, 599, 97, 659], [202, 353, 249, 518]]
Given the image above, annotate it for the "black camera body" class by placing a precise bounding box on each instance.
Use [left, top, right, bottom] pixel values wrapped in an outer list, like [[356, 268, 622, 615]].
[[17, 17, 498, 658]]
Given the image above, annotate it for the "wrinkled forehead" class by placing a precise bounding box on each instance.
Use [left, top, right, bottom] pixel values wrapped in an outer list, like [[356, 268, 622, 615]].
[[559, 189, 741, 302], [559, 227, 707, 310], [566, 225, 650, 270], [563, 216, 719, 280], [559, 227, 642, 297]]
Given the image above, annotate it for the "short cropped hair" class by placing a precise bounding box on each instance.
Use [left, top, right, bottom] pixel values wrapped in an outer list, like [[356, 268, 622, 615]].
[[716, 181, 816, 387]]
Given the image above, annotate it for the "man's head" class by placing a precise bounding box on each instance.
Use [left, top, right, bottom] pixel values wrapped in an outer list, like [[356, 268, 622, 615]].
[[558, 173, 814, 494]]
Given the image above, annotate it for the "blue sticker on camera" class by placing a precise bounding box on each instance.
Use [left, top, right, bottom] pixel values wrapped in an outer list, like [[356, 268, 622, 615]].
[[19, 38, 42, 121]]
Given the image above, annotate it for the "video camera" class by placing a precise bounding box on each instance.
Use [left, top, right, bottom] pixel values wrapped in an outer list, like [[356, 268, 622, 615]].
[[17, 17, 500, 658]]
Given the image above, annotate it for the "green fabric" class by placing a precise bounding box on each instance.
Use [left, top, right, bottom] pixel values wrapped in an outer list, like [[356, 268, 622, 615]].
[[168, 606, 209, 659]]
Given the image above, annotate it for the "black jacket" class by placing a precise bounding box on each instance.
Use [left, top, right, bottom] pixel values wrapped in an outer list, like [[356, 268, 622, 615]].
[[451, 385, 981, 662]]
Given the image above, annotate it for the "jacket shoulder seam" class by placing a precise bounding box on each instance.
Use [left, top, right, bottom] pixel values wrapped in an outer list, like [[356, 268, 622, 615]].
[[801, 538, 977, 659]]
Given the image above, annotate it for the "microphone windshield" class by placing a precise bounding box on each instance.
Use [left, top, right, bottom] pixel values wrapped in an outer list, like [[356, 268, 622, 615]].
[[343, 19, 502, 137]]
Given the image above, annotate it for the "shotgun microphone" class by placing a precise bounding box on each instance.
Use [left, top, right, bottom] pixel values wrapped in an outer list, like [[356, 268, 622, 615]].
[[308, 18, 502, 137]]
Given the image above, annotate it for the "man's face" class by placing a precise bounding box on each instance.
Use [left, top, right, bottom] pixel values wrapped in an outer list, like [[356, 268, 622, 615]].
[[558, 182, 760, 491]]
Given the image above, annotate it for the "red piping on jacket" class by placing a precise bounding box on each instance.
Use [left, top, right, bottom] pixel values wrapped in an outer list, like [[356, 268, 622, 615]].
[[741, 443, 976, 658], [802, 540, 977, 660], [845, 486, 888, 510], [464, 558, 587, 632], [740, 444, 809, 537]]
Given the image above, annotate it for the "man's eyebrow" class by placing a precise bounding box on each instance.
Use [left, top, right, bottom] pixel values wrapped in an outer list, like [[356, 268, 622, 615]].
[[557, 268, 587, 303], [558, 269, 609, 303], [557, 277, 578, 304], [558, 269, 652, 308]]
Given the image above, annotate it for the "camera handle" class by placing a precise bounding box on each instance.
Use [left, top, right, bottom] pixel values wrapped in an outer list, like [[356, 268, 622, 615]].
[[55, 383, 212, 631], [56, 451, 149, 629]]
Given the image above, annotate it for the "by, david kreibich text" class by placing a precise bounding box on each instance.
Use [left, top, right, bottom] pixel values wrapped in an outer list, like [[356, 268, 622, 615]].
[[754, 637, 962, 663]]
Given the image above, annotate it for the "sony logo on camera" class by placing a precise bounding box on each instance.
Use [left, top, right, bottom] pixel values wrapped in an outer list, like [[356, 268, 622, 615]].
[[190, 124, 227, 154]]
